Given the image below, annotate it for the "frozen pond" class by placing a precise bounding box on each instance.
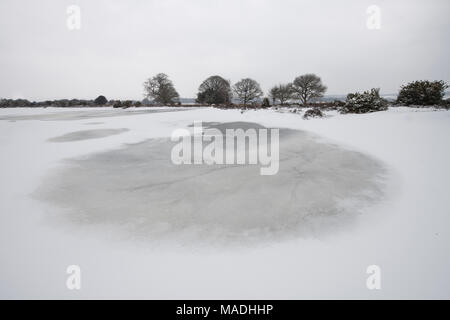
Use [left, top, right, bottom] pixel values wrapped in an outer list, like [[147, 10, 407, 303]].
[[48, 128, 129, 142], [2, 107, 449, 299], [0, 107, 197, 121], [36, 122, 387, 246]]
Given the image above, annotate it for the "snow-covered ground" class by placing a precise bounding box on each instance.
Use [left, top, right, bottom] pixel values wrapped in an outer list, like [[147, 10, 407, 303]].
[[0, 106, 449, 299]]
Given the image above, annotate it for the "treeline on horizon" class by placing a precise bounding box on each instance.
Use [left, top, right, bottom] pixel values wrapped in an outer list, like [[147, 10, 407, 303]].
[[1, 73, 448, 114]]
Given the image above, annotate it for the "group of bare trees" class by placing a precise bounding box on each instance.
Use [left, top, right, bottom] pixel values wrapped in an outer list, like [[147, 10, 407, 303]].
[[143, 73, 327, 106], [269, 74, 327, 106], [195, 76, 264, 105]]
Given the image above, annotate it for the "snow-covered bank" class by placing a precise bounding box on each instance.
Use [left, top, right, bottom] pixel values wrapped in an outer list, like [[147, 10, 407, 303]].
[[0, 107, 449, 299]]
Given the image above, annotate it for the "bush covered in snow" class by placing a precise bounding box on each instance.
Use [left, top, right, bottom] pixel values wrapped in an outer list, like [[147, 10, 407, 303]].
[[0, 99, 98, 108], [439, 98, 450, 109], [303, 108, 323, 119], [122, 100, 133, 109], [261, 97, 270, 108], [340, 88, 388, 114], [397, 80, 448, 106], [94, 95, 108, 105], [0, 99, 32, 108]]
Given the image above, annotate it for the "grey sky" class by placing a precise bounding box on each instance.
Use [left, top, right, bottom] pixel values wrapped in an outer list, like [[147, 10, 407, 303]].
[[0, 0, 449, 100]]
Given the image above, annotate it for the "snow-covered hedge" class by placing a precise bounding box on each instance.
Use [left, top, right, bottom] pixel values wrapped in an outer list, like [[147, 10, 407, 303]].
[[397, 80, 448, 106], [340, 88, 388, 114], [303, 108, 323, 119]]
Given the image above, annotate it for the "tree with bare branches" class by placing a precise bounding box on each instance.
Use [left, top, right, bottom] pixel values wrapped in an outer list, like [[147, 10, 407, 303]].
[[143, 73, 179, 105], [197, 75, 232, 105], [233, 78, 263, 106], [269, 83, 293, 105], [291, 74, 327, 105]]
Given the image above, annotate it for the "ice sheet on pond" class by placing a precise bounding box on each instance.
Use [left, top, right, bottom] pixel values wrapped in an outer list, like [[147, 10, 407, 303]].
[[48, 129, 129, 142], [0, 108, 195, 121], [35, 122, 388, 246]]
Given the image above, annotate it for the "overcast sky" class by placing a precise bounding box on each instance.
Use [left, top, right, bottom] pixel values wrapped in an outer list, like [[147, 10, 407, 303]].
[[0, 0, 449, 100]]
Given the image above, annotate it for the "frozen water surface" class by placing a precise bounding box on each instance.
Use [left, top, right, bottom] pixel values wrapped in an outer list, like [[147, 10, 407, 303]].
[[35, 122, 387, 246], [0, 107, 196, 121], [48, 128, 129, 142]]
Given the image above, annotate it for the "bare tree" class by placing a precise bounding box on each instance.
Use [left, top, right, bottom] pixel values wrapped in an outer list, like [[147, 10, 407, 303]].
[[269, 83, 293, 105], [269, 86, 279, 105], [291, 74, 327, 105], [143, 73, 179, 105], [197, 75, 232, 105], [233, 78, 263, 105]]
